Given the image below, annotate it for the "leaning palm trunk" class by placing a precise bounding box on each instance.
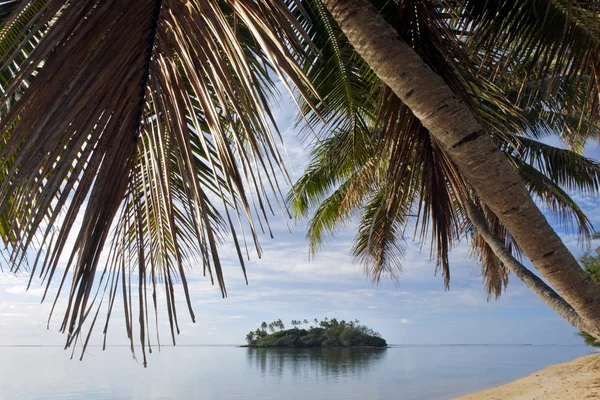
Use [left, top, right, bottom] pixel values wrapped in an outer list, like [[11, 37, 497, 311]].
[[465, 202, 592, 333], [322, 0, 600, 335]]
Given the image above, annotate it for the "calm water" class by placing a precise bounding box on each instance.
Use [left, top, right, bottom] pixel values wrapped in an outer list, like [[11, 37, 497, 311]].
[[0, 345, 593, 400]]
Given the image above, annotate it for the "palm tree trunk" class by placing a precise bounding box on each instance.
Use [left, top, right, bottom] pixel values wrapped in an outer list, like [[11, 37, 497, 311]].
[[322, 0, 600, 334], [465, 202, 593, 333]]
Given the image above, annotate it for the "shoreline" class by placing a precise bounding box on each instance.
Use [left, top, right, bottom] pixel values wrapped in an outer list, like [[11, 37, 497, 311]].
[[453, 352, 600, 400], [237, 344, 390, 349]]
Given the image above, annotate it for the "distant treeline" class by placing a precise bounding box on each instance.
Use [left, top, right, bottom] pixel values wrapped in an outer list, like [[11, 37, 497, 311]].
[[245, 318, 387, 348]]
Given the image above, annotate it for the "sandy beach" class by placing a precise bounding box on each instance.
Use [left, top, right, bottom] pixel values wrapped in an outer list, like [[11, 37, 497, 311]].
[[453, 352, 600, 400]]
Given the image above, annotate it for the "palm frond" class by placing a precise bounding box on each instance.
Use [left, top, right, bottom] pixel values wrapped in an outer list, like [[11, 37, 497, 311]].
[[502, 136, 600, 194], [460, 0, 600, 85], [0, 0, 316, 363], [467, 202, 517, 299], [289, 123, 374, 218], [304, 167, 370, 256], [517, 160, 595, 239], [352, 188, 408, 283], [456, 0, 600, 148]]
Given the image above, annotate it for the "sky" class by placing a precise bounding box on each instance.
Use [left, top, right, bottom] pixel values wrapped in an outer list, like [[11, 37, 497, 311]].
[[1, 85, 600, 352]]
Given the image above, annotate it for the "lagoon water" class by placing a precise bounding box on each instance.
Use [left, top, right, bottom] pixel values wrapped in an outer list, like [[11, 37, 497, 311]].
[[0, 345, 592, 400]]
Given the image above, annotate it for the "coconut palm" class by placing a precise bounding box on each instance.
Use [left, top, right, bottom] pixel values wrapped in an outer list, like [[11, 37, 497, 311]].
[[276, 318, 285, 330], [291, 0, 600, 336], [0, 0, 318, 365], [245, 331, 256, 345]]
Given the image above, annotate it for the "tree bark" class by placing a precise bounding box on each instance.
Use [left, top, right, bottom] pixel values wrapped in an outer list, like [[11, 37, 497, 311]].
[[465, 202, 595, 334], [322, 0, 600, 334]]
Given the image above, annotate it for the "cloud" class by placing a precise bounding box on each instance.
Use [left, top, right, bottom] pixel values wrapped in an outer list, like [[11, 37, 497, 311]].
[[0, 83, 595, 348], [1, 312, 26, 318], [5, 286, 45, 297]]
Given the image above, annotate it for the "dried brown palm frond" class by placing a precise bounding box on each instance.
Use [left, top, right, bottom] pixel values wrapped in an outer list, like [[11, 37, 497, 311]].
[[466, 202, 515, 299], [0, 0, 317, 364]]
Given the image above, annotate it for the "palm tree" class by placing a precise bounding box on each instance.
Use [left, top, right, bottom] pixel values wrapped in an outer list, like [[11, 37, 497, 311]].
[[245, 331, 255, 345], [276, 319, 285, 330], [294, 0, 600, 336], [0, 0, 317, 365], [261, 322, 268, 334]]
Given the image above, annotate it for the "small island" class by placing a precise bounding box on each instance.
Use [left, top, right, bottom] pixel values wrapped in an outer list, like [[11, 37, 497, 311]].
[[244, 318, 387, 348]]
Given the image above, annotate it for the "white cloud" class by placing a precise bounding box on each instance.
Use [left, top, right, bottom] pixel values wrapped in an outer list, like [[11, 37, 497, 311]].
[[0, 83, 596, 348], [5, 285, 45, 297]]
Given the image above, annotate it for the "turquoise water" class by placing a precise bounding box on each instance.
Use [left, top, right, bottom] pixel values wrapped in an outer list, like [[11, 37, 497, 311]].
[[0, 345, 592, 399]]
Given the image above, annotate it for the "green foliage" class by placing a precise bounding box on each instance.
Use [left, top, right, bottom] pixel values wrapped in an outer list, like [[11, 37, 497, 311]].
[[578, 331, 600, 348], [245, 318, 386, 348], [579, 236, 600, 347], [580, 238, 600, 286]]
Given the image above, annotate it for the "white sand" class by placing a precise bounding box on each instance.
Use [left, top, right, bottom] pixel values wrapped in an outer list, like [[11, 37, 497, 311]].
[[453, 353, 600, 400]]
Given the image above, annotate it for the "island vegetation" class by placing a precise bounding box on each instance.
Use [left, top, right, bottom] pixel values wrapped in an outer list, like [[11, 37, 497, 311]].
[[244, 318, 387, 348]]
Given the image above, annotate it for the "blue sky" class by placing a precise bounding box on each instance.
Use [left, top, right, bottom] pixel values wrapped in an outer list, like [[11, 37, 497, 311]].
[[1, 86, 599, 350]]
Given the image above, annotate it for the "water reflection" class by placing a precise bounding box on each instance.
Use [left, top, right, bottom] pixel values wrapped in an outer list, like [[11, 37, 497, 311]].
[[246, 347, 387, 379], [0, 346, 594, 400]]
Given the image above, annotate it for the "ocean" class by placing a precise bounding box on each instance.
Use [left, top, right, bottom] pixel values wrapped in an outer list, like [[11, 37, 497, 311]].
[[0, 345, 592, 399]]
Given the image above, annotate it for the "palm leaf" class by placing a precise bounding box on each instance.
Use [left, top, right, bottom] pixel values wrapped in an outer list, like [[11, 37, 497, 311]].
[[516, 160, 595, 239], [502, 136, 600, 194], [0, 0, 316, 364], [457, 0, 600, 148]]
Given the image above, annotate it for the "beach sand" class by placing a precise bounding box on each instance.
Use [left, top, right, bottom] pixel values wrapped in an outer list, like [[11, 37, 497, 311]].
[[453, 352, 600, 400]]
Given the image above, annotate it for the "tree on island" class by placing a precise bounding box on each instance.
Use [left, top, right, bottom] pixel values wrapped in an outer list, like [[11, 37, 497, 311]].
[[245, 318, 386, 348]]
